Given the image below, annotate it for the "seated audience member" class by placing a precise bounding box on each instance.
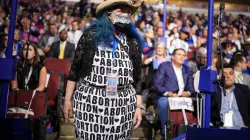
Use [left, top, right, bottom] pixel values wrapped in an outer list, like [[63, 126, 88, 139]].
[[19, 17, 40, 44], [13, 29, 23, 59], [222, 40, 235, 64], [211, 64, 250, 129], [144, 42, 170, 69], [168, 28, 189, 54], [38, 23, 59, 56], [153, 21, 167, 49], [143, 42, 170, 90], [144, 26, 155, 49], [0, 32, 25, 59], [0, 32, 8, 58], [194, 52, 218, 93], [230, 54, 250, 89], [153, 48, 195, 136], [67, 20, 82, 49], [11, 43, 47, 91], [48, 25, 75, 61], [242, 41, 250, 74], [188, 47, 207, 75], [197, 29, 208, 47], [142, 26, 155, 56]]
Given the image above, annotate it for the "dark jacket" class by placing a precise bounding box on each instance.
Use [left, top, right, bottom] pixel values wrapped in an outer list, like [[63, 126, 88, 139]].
[[38, 34, 59, 48], [153, 62, 195, 99], [211, 84, 250, 128], [67, 27, 142, 95], [48, 41, 75, 61]]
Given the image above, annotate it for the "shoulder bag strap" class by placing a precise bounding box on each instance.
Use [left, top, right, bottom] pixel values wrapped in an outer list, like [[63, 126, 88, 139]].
[[25, 90, 36, 118]]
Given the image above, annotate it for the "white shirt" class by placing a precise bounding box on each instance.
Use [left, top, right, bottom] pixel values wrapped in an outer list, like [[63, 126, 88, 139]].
[[194, 71, 200, 93], [67, 30, 82, 49], [172, 64, 185, 96], [60, 41, 67, 48], [0, 50, 6, 58], [234, 71, 243, 84], [191, 35, 198, 48], [235, 40, 242, 51], [163, 63, 191, 96], [46, 36, 55, 48]]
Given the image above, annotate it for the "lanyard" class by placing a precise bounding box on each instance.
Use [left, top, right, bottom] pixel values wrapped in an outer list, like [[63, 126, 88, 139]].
[[111, 34, 125, 59], [25, 66, 33, 90], [229, 93, 233, 110], [221, 87, 234, 110]]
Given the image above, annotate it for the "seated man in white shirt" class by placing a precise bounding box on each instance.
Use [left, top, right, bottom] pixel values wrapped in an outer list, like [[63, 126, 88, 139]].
[[154, 48, 195, 136]]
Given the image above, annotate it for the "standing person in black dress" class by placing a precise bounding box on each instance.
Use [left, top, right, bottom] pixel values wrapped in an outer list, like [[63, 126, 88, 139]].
[[63, 0, 143, 139], [11, 43, 47, 91]]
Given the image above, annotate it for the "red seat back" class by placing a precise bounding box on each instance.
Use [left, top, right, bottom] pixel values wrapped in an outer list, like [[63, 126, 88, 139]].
[[46, 72, 63, 107], [43, 58, 70, 88], [8, 90, 48, 118], [187, 52, 194, 61], [168, 100, 198, 138]]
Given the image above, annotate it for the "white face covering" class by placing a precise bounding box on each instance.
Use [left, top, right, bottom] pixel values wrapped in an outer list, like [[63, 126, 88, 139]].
[[112, 13, 131, 24]]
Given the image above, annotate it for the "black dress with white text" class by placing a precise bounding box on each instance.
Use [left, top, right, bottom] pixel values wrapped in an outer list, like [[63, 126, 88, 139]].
[[73, 35, 137, 140]]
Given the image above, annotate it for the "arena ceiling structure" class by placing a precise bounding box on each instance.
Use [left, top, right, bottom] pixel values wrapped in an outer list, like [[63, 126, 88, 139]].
[[143, 0, 250, 5], [185, 0, 250, 5], [143, 0, 250, 13], [193, 0, 250, 6]]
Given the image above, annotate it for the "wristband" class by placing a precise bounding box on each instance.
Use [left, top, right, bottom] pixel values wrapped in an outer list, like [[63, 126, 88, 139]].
[[137, 104, 145, 110]]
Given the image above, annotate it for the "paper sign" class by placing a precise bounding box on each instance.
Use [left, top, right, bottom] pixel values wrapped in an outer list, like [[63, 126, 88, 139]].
[[45, 73, 51, 88], [168, 97, 194, 111]]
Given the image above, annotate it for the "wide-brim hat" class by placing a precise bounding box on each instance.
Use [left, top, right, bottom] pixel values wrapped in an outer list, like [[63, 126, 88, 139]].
[[96, 0, 140, 17]]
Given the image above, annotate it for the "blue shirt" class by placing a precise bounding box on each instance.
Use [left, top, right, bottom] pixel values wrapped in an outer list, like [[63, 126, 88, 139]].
[[220, 86, 245, 129]]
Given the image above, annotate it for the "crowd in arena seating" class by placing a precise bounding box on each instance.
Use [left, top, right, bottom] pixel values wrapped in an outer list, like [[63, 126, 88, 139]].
[[0, 0, 250, 137]]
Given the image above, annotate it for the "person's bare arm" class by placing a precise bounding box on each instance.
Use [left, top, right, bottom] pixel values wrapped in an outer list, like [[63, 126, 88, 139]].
[[11, 72, 19, 90], [143, 56, 155, 65], [63, 80, 76, 120], [35, 66, 47, 91]]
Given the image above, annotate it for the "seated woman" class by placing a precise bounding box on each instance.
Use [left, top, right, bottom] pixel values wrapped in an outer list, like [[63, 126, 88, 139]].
[[144, 42, 170, 70], [11, 43, 47, 91], [143, 42, 170, 90]]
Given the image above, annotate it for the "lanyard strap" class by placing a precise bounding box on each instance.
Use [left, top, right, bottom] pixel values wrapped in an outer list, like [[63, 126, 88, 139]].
[[229, 93, 233, 110], [220, 86, 234, 110], [111, 34, 125, 59], [25, 66, 33, 90], [25, 90, 36, 118]]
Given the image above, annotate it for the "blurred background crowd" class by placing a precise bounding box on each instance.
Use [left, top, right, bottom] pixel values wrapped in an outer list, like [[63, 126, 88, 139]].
[[1, 0, 250, 138], [0, 0, 249, 70]]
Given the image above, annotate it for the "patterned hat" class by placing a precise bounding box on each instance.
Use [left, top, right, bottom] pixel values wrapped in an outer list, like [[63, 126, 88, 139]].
[[96, 0, 140, 17]]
